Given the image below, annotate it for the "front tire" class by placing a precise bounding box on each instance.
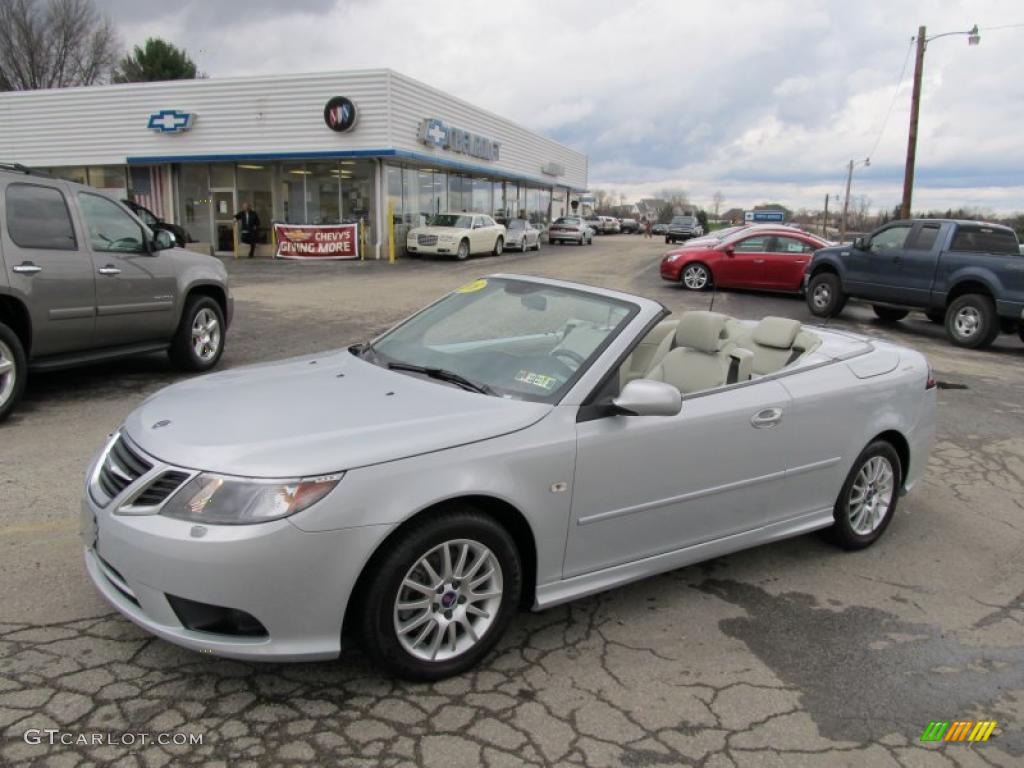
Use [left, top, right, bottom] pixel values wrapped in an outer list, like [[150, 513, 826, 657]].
[[873, 306, 909, 322], [493, 237, 504, 257], [806, 272, 846, 317], [946, 294, 999, 349], [168, 296, 225, 372], [520, 238, 528, 253], [456, 239, 470, 260], [0, 323, 27, 423], [681, 263, 712, 291], [831, 440, 902, 550], [358, 509, 522, 681]]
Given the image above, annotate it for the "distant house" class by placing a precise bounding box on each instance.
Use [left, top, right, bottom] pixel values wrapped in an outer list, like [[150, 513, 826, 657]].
[[637, 198, 669, 220]]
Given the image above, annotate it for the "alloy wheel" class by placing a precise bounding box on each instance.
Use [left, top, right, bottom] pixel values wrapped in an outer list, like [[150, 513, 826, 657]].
[[848, 456, 895, 535], [0, 338, 16, 410], [191, 308, 221, 362], [683, 265, 709, 290], [393, 538, 503, 662]]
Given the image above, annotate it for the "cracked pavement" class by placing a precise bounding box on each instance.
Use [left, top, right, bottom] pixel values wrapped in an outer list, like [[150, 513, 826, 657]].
[[1, 238, 1022, 766]]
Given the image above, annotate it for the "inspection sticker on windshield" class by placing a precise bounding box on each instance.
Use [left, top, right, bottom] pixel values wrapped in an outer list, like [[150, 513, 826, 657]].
[[455, 279, 488, 294], [515, 370, 557, 390]]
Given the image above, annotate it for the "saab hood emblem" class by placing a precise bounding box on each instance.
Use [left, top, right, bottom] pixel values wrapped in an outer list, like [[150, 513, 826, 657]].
[[152, 420, 172, 430]]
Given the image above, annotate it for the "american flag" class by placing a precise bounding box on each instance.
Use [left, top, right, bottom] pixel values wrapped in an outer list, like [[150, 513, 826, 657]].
[[130, 166, 167, 219]]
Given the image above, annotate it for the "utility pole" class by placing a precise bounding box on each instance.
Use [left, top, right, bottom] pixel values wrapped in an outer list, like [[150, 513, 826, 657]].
[[901, 25, 927, 219], [840, 160, 854, 242], [822, 193, 830, 237]]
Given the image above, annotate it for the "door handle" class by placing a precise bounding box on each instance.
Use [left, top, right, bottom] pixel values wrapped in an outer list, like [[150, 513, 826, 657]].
[[12, 263, 42, 275], [750, 407, 783, 428], [753, 259, 765, 264], [97, 266, 122, 276]]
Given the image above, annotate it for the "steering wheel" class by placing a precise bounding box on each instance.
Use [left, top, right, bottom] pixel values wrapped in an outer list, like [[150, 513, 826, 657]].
[[551, 348, 586, 368]]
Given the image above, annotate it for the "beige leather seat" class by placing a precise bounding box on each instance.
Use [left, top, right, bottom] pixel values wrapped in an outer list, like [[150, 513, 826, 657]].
[[647, 311, 741, 394], [733, 316, 822, 376], [619, 320, 677, 388]]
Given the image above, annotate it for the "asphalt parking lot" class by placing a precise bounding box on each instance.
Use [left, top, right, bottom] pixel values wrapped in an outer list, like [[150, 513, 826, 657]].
[[2, 235, 1022, 767]]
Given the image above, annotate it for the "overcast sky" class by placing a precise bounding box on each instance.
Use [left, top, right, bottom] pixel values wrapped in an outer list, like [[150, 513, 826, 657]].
[[99, 0, 1024, 214]]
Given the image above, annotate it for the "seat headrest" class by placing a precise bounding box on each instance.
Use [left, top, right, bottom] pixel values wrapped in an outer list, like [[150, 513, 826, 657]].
[[675, 311, 728, 353], [752, 316, 802, 349]]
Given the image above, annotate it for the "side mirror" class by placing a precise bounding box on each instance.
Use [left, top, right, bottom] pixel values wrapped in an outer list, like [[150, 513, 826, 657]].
[[852, 237, 866, 250], [153, 229, 176, 250], [612, 379, 682, 417], [724, 245, 735, 256]]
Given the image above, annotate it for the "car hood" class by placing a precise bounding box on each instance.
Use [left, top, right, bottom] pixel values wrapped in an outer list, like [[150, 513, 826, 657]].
[[123, 350, 551, 478], [409, 226, 469, 238]]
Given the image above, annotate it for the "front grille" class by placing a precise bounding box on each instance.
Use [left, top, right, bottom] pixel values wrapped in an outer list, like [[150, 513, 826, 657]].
[[417, 234, 438, 246], [132, 471, 190, 508], [96, 436, 152, 502]]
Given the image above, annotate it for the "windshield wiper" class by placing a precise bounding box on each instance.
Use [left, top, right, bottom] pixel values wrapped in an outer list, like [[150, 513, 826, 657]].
[[387, 362, 495, 395]]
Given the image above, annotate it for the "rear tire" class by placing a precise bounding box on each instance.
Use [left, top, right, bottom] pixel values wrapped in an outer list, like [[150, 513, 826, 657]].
[[358, 508, 522, 681], [831, 440, 902, 550], [0, 323, 27, 423], [168, 296, 225, 372], [945, 294, 999, 349], [873, 306, 909, 322], [806, 272, 846, 317]]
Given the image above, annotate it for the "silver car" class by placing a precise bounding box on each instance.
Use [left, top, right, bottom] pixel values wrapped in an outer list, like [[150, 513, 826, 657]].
[[548, 216, 593, 245], [82, 275, 936, 680], [504, 219, 541, 252]]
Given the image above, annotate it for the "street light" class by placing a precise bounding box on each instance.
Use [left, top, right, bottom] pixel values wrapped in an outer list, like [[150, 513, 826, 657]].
[[841, 157, 870, 242], [900, 24, 980, 219]]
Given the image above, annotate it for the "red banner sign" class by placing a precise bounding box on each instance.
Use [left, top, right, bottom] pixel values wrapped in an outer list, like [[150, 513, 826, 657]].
[[274, 223, 359, 260]]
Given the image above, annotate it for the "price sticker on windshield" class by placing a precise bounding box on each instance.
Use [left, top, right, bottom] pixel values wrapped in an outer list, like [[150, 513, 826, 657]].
[[455, 279, 488, 294]]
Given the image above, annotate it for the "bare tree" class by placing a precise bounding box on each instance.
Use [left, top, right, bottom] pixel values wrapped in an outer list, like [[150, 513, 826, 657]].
[[0, 0, 119, 91], [712, 191, 724, 218]]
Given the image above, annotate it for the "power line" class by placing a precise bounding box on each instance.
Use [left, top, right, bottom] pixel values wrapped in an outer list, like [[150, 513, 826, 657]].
[[979, 22, 1024, 31], [866, 37, 915, 161]]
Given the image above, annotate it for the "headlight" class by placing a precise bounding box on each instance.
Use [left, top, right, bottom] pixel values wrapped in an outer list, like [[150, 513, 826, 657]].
[[161, 472, 343, 525]]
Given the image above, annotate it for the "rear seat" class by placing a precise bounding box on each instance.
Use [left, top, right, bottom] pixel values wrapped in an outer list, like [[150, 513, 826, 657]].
[[725, 316, 822, 376]]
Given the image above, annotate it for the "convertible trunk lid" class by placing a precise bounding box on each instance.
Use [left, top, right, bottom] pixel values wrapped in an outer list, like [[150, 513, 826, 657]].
[[123, 350, 551, 477]]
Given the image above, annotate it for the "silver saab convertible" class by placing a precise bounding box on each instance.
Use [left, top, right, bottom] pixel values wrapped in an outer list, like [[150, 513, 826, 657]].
[[82, 275, 936, 680]]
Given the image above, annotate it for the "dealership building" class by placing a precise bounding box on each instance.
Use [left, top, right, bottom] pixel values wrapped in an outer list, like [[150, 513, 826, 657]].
[[0, 69, 589, 259]]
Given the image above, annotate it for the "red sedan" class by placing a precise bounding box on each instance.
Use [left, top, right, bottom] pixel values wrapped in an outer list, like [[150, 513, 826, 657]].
[[660, 229, 829, 293]]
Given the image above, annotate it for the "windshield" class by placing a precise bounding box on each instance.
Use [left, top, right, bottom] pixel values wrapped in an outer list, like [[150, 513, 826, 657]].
[[554, 217, 580, 225], [702, 225, 744, 241], [428, 214, 473, 228], [368, 278, 637, 402], [672, 216, 696, 225]]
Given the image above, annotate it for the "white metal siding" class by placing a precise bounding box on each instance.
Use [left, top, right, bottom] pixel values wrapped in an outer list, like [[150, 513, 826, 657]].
[[0, 69, 587, 188]]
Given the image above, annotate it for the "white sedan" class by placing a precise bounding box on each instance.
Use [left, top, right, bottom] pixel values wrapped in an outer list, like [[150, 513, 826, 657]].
[[406, 213, 506, 260]]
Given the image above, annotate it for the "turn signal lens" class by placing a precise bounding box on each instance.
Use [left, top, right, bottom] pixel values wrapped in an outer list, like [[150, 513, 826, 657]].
[[926, 364, 937, 389]]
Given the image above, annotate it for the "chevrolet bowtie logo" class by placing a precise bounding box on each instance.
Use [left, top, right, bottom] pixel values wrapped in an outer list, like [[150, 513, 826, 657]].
[[148, 109, 195, 133]]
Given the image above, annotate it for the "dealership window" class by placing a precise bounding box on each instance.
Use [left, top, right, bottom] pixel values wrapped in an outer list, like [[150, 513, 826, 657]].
[[49, 167, 88, 185], [448, 175, 470, 212], [179, 164, 212, 245], [281, 163, 307, 223], [472, 178, 492, 215], [237, 164, 272, 243], [210, 163, 234, 188], [307, 162, 341, 224]]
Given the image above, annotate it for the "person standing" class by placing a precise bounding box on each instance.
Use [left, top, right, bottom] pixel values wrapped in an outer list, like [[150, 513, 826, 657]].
[[644, 216, 652, 239], [234, 202, 260, 259]]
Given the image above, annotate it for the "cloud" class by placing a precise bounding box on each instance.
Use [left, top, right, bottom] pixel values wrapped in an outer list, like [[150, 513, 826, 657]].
[[99, 0, 1024, 213]]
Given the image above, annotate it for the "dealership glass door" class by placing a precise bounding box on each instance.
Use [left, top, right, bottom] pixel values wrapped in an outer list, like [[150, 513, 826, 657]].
[[212, 188, 237, 254]]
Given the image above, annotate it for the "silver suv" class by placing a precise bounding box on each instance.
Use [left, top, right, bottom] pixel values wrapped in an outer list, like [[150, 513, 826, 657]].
[[0, 164, 232, 421]]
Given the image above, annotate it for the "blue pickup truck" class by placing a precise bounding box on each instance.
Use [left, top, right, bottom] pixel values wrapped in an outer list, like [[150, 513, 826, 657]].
[[805, 219, 1024, 348]]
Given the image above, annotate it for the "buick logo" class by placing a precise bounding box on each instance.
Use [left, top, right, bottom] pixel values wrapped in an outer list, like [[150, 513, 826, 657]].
[[324, 96, 357, 133]]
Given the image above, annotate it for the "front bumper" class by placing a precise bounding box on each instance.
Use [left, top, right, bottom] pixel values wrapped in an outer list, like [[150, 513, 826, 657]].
[[81, 489, 392, 662], [406, 241, 458, 255], [660, 258, 682, 281]]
